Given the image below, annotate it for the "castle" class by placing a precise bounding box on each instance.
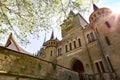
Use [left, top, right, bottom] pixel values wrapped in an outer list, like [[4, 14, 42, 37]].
[[0, 4, 120, 80]]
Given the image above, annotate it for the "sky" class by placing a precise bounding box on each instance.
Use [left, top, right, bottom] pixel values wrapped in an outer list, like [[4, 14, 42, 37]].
[[24, 0, 120, 54], [1, 0, 120, 54], [97, 0, 120, 12]]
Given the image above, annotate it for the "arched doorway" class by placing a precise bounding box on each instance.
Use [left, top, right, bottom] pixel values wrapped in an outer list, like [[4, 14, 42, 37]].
[[72, 60, 84, 75]]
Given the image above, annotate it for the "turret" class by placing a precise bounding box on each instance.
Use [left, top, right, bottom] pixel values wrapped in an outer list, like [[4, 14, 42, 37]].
[[43, 31, 60, 62], [44, 31, 59, 48], [89, 3, 112, 31]]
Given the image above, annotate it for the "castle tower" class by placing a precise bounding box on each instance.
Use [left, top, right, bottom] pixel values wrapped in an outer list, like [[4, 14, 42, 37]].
[[89, 3, 112, 32], [89, 3, 119, 79], [43, 31, 60, 62]]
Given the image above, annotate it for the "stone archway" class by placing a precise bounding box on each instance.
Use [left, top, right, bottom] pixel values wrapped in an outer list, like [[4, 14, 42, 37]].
[[72, 60, 84, 75]]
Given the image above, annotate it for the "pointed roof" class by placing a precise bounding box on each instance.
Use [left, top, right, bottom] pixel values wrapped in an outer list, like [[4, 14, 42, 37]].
[[50, 30, 54, 40], [55, 37, 59, 41], [69, 11, 75, 16], [5, 33, 31, 54], [93, 3, 99, 11]]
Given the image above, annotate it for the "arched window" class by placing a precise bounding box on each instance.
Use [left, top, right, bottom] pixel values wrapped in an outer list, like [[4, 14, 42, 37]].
[[95, 61, 105, 73], [90, 32, 95, 41], [58, 48, 62, 56], [87, 34, 91, 43], [60, 48, 62, 55], [78, 38, 81, 46], [51, 50, 52, 56], [65, 45, 68, 52], [73, 41, 76, 48]]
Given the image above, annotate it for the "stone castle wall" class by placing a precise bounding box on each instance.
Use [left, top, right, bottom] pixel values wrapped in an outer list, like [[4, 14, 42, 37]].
[[0, 46, 79, 80]]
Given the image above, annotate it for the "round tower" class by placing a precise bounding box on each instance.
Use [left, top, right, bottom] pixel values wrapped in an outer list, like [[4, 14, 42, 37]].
[[89, 3, 112, 33], [43, 31, 60, 62]]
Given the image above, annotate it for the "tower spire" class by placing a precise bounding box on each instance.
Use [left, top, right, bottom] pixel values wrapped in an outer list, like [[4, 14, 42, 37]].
[[93, 3, 99, 11], [50, 30, 54, 40]]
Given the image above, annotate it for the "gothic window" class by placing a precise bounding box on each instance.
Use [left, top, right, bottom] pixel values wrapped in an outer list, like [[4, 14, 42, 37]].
[[65, 45, 68, 52], [69, 43, 72, 50], [78, 38, 81, 46], [105, 36, 111, 45], [73, 41, 76, 48]]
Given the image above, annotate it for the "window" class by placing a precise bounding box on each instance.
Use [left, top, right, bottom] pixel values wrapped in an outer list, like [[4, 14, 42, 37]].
[[105, 36, 111, 45], [90, 32, 95, 41], [95, 62, 101, 73], [106, 56, 114, 72], [105, 21, 111, 28], [65, 45, 68, 52], [99, 61, 105, 73], [87, 34, 91, 43], [87, 32, 96, 43], [74, 41, 76, 48], [78, 38, 81, 46], [51, 50, 52, 56], [69, 43, 72, 50], [95, 61, 105, 73], [58, 48, 62, 56]]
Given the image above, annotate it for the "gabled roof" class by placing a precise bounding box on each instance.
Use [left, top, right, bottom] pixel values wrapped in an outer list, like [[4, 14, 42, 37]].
[[5, 33, 31, 54], [69, 11, 75, 16], [75, 13, 88, 27]]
